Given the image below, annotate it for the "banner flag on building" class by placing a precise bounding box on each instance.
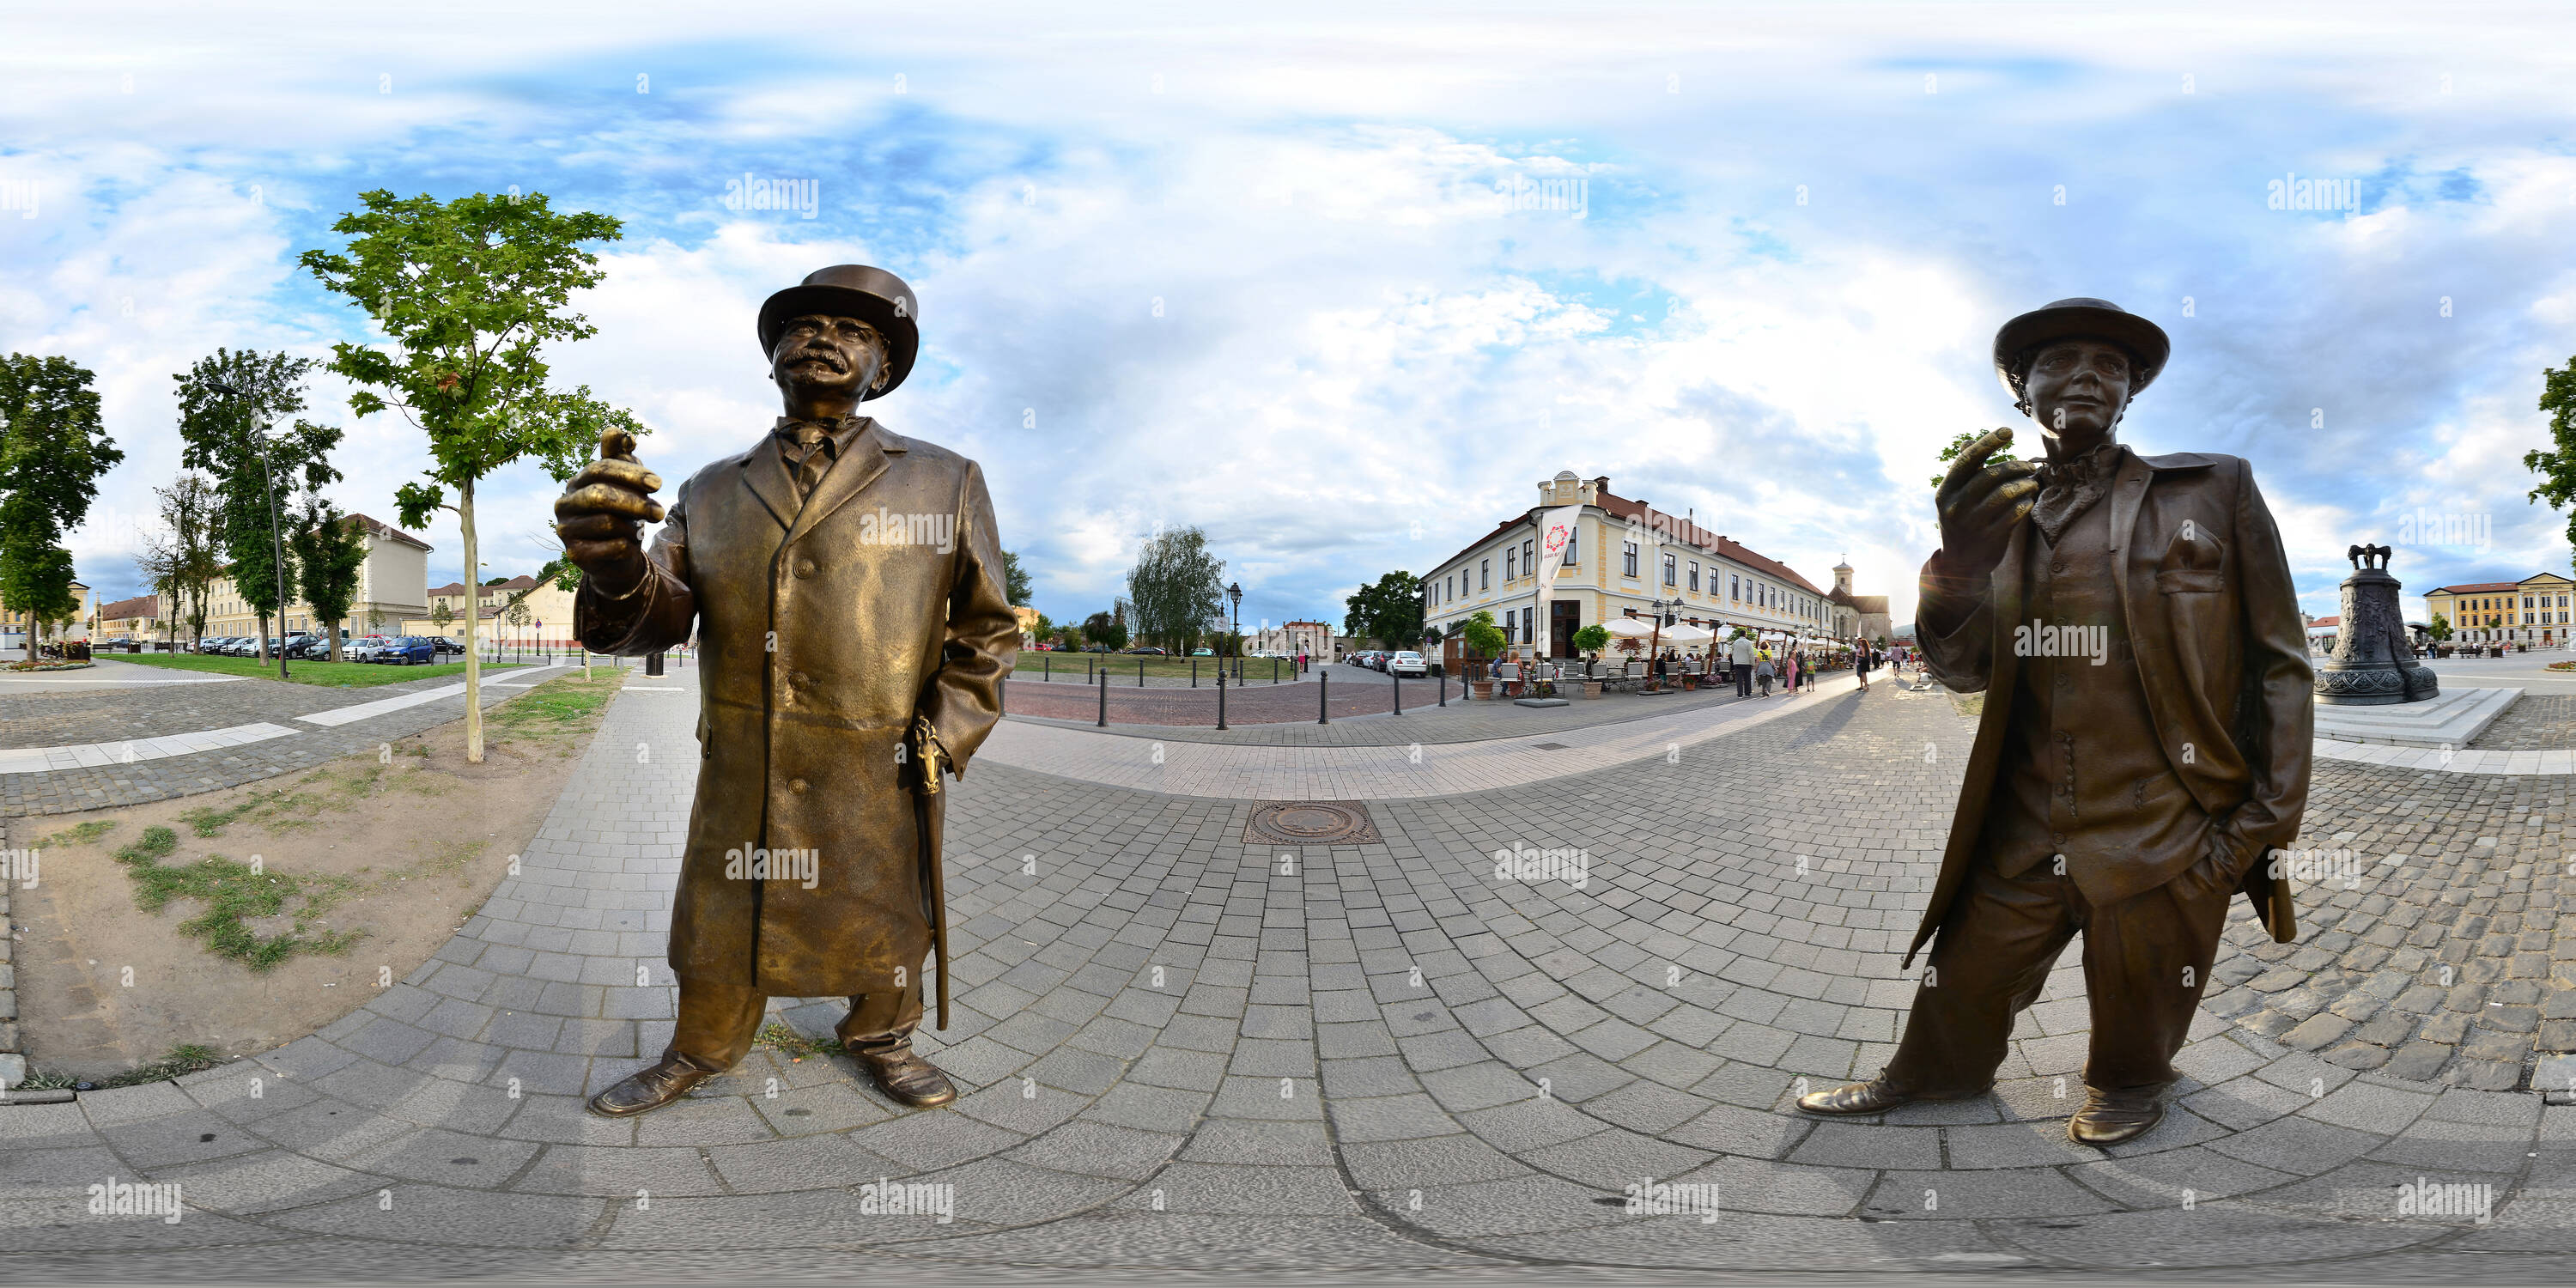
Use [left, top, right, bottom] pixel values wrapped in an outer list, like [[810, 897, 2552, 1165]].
[[1532, 504, 1582, 613]]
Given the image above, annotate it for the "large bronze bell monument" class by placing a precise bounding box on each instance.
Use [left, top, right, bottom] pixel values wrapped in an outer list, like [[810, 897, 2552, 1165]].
[[2312, 544, 2438, 705]]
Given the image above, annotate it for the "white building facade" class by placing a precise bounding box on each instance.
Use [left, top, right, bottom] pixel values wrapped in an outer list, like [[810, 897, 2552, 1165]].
[[1422, 471, 1834, 660]]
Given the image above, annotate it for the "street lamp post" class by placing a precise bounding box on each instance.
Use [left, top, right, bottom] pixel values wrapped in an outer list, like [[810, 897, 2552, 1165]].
[[1643, 595, 1681, 694], [207, 378, 294, 682], [1227, 581, 1242, 680]]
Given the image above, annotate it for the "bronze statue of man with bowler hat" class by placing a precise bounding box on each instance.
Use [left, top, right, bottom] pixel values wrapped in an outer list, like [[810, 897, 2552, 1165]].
[[554, 265, 1018, 1116], [1797, 299, 2312, 1145]]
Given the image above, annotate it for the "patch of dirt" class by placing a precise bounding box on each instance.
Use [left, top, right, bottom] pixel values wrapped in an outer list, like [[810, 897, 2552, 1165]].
[[6, 672, 623, 1080]]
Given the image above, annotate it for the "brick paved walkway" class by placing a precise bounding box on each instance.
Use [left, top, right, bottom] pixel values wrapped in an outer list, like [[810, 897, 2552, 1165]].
[[5, 664, 2572, 1278]]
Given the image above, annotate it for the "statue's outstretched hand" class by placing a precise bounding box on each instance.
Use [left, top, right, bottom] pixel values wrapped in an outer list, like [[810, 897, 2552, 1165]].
[[554, 428, 665, 596], [1935, 427, 2038, 575]]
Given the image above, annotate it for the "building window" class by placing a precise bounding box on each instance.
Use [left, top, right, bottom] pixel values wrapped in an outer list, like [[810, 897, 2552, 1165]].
[[1622, 542, 1638, 578], [1521, 538, 1534, 577], [1729, 574, 1738, 601], [1506, 546, 1517, 580], [1563, 530, 1578, 565], [1662, 554, 1677, 586], [1687, 562, 1699, 592], [1480, 559, 1490, 591], [1521, 606, 1534, 645]]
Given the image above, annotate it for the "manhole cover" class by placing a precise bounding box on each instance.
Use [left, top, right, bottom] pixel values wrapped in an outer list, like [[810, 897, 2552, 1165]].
[[1245, 800, 1382, 846]]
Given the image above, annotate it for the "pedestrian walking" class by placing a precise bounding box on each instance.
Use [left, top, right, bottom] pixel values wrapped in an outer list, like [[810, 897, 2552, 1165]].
[[1756, 648, 1775, 696], [1730, 631, 1756, 697]]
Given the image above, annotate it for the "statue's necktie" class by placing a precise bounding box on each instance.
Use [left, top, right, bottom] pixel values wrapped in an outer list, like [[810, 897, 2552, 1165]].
[[785, 422, 833, 501]]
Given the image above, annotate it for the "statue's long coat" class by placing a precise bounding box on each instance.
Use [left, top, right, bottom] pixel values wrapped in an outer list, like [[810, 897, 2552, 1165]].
[[576, 418, 1017, 996]]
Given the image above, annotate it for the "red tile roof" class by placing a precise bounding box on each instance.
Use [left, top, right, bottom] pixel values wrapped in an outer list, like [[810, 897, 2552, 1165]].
[[1425, 482, 1828, 598], [2429, 582, 2523, 594], [348, 513, 433, 551], [98, 593, 161, 619]]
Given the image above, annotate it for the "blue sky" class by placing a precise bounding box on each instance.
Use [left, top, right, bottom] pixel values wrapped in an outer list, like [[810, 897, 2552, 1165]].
[[5, 2, 2574, 633]]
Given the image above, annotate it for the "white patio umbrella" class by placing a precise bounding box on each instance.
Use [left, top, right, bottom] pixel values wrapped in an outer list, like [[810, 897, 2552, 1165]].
[[1601, 617, 1657, 640], [1662, 623, 1716, 648]]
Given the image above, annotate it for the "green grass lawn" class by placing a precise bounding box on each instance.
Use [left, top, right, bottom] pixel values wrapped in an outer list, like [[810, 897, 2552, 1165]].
[[102, 651, 533, 688], [1008, 652, 1303, 683]]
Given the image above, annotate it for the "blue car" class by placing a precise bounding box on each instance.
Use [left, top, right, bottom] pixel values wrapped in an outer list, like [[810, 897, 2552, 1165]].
[[375, 635, 438, 665]]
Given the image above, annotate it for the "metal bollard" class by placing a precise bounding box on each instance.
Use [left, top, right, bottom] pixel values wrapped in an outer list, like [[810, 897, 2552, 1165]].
[[1139, 658, 1145, 687], [646, 651, 665, 677], [1192, 658, 1198, 687], [1319, 671, 1329, 724], [1439, 669, 1447, 707], [1217, 668, 1228, 731], [1097, 668, 1108, 726], [1393, 666, 1401, 715]]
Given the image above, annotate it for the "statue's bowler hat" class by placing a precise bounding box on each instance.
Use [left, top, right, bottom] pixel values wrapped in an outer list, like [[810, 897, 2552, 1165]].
[[1992, 297, 2169, 398], [758, 264, 920, 400]]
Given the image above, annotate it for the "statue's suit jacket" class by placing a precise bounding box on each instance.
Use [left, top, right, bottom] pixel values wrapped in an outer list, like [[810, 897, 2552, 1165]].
[[576, 418, 1018, 996], [1910, 449, 2312, 967]]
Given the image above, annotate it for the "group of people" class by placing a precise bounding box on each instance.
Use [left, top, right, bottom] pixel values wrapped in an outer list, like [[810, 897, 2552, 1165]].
[[1710, 632, 1892, 697]]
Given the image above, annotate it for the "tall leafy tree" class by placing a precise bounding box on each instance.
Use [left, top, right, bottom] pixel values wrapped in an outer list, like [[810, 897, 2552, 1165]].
[[289, 497, 369, 660], [1344, 569, 1424, 647], [300, 189, 644, 762], [174, 351, 342, 661], [138, 471, 225, 648], [2524, 353, 2576, 557], [1125, 526, 1225, 653], [1001, 549, 1035, 605], [0, 355, 123, 647]]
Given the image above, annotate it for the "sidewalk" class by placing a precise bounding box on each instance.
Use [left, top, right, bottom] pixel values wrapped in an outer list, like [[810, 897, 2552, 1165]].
[[3, 659, 2567, 1277]]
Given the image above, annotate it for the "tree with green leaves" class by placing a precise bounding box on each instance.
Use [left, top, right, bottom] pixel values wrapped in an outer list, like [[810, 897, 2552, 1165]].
[[1124, 526, 1225, 653], [1572, 623, 1610, 657], [1344, 569, 1424, 648], [2427, 612, 2451, 642], [2524, 354, 2576, 557], [1001, 549, 1035, 605], [174, 350, 343, 662], [289, 498, 369, 660], [0, 355, 124, 652], [301, 188, 643, 762], [1082, 610, 1127, 652], [139, 471, 225, 649], [1458, 609, 1508, 661]]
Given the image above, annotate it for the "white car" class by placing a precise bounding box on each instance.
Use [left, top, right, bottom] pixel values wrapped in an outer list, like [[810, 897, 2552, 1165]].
[[1388, 650, 1428, 677]]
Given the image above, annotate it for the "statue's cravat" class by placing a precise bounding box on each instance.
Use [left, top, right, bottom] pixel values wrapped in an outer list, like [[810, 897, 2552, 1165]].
[[2030, 442, 2122, 545], [775, 418, 841, 501]]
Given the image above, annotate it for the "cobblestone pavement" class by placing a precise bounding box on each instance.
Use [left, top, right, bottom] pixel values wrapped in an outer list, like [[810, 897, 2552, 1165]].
[[5, 665, 2573, 1279], [2474, 695, 2576, 750], [0, 663, 588, 817], [984, 671, 1862, 799]]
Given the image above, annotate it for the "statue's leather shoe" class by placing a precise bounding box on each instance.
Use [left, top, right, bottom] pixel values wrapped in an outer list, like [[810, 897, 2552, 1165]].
[[854, 1044, 957, 1108], [587, 1057, 715, 1117], [2068, 1086, 2166, 1146], [1795, 1078, 1915, 1115]]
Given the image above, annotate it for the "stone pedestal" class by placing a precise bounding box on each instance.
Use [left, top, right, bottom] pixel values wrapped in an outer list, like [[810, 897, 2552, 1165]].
[[2314, 544, 2438, 706]]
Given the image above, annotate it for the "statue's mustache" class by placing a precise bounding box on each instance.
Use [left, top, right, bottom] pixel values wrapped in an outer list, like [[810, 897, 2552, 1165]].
[[786, 348, 845, 371]]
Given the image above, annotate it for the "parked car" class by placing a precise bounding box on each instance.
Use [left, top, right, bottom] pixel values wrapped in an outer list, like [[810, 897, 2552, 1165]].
[[282, 634, 326, 659], [1189, 647, 1214, 657], [343, 635, 385, 662], [1126, 647, 1168, 656], [1388, 651, 1428, 677], [432, 635, 465, 655], [195, 636, 229, 654], [377, 635, 438, 665]]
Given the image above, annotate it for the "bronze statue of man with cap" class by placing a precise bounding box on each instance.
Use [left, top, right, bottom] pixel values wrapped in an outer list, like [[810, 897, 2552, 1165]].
[[554, 265, 1018, 1116], [1797, 299, 2312, 1145]]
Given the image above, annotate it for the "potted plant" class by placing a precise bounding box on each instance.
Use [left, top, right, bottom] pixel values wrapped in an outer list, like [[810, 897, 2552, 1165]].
[[1461, 611, 1508, 699]]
